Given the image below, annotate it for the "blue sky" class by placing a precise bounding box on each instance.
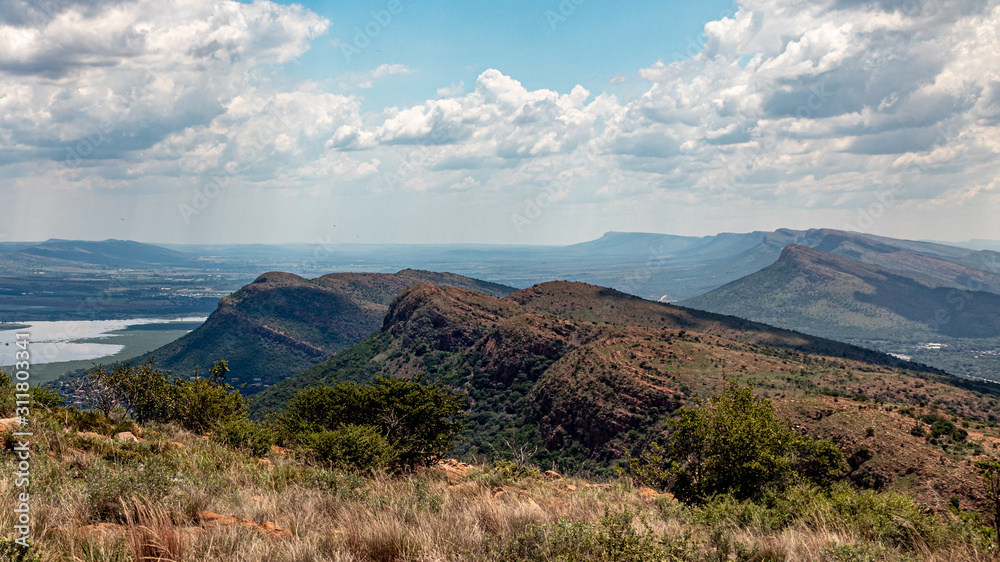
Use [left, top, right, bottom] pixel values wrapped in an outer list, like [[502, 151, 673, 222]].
[[1, 0, 999, 245], [281, 1, 736, 111]]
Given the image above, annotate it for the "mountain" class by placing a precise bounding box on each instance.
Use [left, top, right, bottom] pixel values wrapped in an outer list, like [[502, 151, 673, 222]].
[[132, 269, 514, 392], [511, 228, 1000, 302], [682, 245, 1000, 341], [14, 239, 197, 268], [250, 280, 1000, 507]]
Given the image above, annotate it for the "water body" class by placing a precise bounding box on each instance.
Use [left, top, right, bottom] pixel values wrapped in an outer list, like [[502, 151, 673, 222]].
[[0, 318, 205, 385]]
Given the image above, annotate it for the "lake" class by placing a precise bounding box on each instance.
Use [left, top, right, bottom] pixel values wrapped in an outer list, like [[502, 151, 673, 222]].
[[0, 317, 206, 385]]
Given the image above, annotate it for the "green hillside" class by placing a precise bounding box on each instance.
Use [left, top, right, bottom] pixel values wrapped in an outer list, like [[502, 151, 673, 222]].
[[53, 270, 513, 399], [251, 280, 1000, 509]]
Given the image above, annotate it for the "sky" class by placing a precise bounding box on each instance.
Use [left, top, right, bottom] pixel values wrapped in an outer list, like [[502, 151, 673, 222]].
[[1, 0, 999, 245]]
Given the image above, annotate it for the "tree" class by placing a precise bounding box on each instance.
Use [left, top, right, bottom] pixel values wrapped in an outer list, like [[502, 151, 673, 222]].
[[630, 382, 844, 503], [79, 358, 246, 432], [171, 360, 247, 433], [276, 375, 468, 471]]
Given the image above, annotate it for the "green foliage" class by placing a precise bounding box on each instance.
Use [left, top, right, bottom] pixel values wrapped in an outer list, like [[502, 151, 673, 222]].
[[308, 424, 397, 471], [30, 385, 64, 408], [212, 417, 274, 457], [83, 358, 174, 423], [486, 509, 698, 561], [84, 459, 174, 522], [63, 407, 136, 436], [276, 376, 467, 471], [974, 457, 1000, 546], [692, 482, 942, 550], [171, 361, 247, 433], [792, 436, 846, 488], [0, 371, 13, 416], [0, 538, 41, 562], [636, 382, 844, 503], [80, 359, 248, 433], [919, 413, 968, 442], [820, 542, 885, 562]]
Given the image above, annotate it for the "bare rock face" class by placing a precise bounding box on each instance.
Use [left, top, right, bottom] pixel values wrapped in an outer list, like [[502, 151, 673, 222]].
[[78, 431, 110, 440], [433, 458, 475, 484], [0, 417, 21, 432], [115, 431, 142, 443], [197, 511, 292, 539]]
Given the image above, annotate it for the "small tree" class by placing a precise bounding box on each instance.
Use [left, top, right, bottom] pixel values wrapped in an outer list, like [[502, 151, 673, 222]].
[[77, 364, 118, 418], [630, 381, 844, 503], [276, 375, 468, 471], [172, 360, 247, 433]]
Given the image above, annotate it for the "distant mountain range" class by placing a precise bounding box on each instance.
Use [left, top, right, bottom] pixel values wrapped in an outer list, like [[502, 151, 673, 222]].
[[5, 229, 1000, 302], [130, 270, 513, 391], [1, 238, 197, 270], [682, 244, 1000, 341]]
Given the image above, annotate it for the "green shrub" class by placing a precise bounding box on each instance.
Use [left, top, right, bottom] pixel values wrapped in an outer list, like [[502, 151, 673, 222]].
[[820, 541, 884, 562], [63, 407, 136, 436], [212, 417, 274, 457], [277, 376, 467, 471], [308, 424, 397, 471], [172, 377, 247, 433], [80, 359, 246, 433], [85, 460, 174, 522], [630, 382, 844, 503], [0, 538, 41, 562], [486, 509, 697, 561]]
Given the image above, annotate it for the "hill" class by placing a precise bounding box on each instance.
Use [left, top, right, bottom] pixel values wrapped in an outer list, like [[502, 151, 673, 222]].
[[122, 270, 514, 393], [682, 245, 1000, 341], [252, 280, 1000, 508], [13, 238, 197, 269], [681, 245, 1000, 379], [527, 228, 1000, 302]]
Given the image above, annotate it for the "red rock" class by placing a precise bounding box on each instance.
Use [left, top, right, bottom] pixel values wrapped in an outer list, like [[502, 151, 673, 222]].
[[77, 431, 109, 440], [115, 431, 142, 443]]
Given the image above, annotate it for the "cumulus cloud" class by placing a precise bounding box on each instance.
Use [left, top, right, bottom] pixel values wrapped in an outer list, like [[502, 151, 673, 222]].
[[2, 0, 999, 243], [0, 0, 328, 166]]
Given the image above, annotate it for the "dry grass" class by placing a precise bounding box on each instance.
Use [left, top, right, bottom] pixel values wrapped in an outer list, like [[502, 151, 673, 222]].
[[2, 418, 998, 562]]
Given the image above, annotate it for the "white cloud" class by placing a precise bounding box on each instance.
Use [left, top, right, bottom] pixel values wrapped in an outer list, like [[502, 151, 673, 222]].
[[338, 63, 413, 89], [2, 0, 999, 244]]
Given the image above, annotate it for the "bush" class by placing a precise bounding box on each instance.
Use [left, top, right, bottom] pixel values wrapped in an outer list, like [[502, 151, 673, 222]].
[[631, 382, 844, 503], [212, 417, 274, 457], [172, 376, 247, 433], [0, 538, 41, 562], [308, 424, 396, 471], [78, 359, 246, 433], [276, 376, 467, 471], [486, 509, 697, 561], [85, 460, 174, 522], [63, 407, 136, 436]]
